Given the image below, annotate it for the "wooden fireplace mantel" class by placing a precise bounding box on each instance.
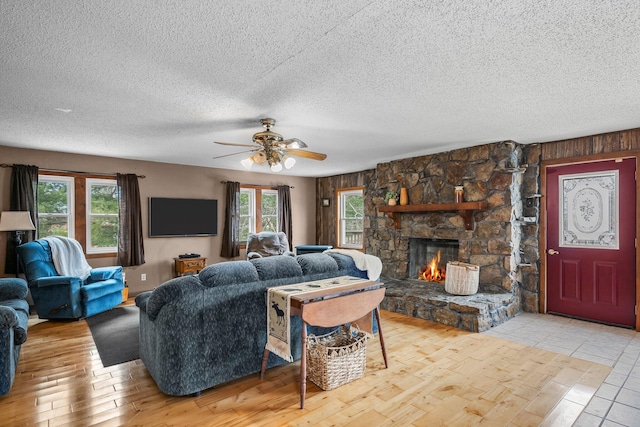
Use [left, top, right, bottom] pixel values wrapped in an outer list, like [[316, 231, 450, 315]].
[[377, 202, 488, 230]]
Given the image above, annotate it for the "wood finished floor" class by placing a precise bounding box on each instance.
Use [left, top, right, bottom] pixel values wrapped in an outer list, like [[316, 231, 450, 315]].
[[1, 302, 611, 427]]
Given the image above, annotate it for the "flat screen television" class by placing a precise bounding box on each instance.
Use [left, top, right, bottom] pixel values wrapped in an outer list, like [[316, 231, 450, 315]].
[[148, 197, 218, 237]]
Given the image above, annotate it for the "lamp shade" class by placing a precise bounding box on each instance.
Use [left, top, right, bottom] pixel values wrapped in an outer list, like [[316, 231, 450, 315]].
[[240, 157, 254, 170], [283, 155, 296, 169], [0, 211, 36, 232]]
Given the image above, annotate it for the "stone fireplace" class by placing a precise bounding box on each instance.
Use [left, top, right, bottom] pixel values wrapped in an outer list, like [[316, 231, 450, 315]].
[[361, 141, 540, 331], [408, 238, 459, 282]]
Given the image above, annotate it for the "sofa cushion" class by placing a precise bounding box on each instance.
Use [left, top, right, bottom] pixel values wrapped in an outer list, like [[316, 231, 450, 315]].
[[89, 266, 123, 282], [198, 261, 259, 287], [17, 240, 59, 279], [250, 256, 303, 281], [0, 278, 28, 301], [145, 275, 202, 321], [80, 279, 123, 302], [296, 253, 339, 275]]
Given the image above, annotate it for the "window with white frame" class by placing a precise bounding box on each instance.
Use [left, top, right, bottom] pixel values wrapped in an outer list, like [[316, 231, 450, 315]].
[[37, 175, 75, 238], [85, 178, 118, 254], [239, 188, 255, 243], [238, 187, 279, 244], [337, 187, 364, 249], [37, 174, 119, 255]]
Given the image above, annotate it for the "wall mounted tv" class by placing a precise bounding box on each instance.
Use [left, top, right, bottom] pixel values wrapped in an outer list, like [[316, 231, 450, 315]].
[[148, 197, 218, 237]]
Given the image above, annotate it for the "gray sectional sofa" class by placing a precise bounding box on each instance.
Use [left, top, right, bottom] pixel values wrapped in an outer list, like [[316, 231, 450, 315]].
[[135, 252, 376, 396]]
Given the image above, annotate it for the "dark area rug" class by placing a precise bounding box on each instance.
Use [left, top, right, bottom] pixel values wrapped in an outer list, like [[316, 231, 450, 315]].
[[86, 305, 139, 367]]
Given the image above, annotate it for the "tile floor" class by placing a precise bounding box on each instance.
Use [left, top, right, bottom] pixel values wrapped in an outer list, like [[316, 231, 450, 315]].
[[483, 312, 640, 426]]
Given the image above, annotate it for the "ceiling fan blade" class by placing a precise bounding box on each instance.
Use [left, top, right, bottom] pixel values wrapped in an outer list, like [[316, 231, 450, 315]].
[[212, 149, 256, 160], [281, 138, 307, 149], [287, 149, 327, 161], [214, 141, 256, 148]]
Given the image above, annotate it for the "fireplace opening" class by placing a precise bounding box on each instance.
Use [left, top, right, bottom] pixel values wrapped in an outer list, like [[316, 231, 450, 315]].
[[409, 238, 459, 283]]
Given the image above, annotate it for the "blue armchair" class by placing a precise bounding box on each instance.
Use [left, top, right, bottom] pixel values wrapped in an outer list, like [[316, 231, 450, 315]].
[[17, 239, 124, 319], [0, 277, 29, 395]]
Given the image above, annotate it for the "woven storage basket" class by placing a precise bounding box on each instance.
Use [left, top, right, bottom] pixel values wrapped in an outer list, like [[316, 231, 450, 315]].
[[306, 325, 367, 391], [445, 261, 480, 295]]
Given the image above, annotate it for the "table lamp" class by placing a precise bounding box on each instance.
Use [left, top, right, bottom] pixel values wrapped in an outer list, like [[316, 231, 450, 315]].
[[0, 211, 36, 276]]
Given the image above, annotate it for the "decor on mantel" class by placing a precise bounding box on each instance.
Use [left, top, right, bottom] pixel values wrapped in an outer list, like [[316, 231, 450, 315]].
[[454, 185, 464, 203], [399, 188, 409, 205], [377, 201, 488, 230], [384, 191, 399, 206]]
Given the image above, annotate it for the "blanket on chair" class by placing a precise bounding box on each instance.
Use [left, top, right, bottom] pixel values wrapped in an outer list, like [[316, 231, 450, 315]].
[[324, 249, 382, 280], [43, 236, 92, 280]]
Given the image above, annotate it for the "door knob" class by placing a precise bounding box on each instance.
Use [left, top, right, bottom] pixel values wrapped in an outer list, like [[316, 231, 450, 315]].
[[547, 249, 559, 255]]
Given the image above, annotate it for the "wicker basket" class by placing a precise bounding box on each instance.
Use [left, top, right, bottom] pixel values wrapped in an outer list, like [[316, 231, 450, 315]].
[[306, 325, 367, 391], [445, 261, 480, 295]]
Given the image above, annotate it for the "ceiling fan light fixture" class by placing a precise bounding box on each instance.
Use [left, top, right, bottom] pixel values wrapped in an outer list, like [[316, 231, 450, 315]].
[[214, 118, 326, 173], [284, 138, 306, 149], [240, 157, 253, 170], [283, 155, 296, 169], [270, 162, 283, 173], [251, 151, 266, 164]]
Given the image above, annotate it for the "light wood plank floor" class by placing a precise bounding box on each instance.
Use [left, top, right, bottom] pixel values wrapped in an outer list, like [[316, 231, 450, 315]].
[[1, 303, 611, 426]]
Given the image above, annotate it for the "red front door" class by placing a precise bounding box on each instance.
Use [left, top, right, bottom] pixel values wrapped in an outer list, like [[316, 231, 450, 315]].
[[546, 158, 636, 327]]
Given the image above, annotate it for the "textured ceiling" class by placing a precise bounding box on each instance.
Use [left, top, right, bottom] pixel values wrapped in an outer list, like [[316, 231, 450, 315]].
[[1, 1, 639, 177]]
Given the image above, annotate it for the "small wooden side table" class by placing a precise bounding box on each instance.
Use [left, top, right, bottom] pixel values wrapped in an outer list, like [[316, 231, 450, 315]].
[[174, 257, 207, 277], [260, 279, 388, 409]]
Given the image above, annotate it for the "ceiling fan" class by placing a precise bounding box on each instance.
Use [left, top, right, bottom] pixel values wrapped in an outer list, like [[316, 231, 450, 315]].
[[213, 118, 327, 172]]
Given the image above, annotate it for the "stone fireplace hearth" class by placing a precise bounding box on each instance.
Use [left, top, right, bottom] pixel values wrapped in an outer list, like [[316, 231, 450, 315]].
[[364, 141, 538, 332], [381, 280, 519, 332]]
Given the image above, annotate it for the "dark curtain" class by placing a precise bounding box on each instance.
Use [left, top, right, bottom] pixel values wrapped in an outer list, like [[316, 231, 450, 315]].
[[5, 164, 38, 274], [117, 173, 145, 267], [220, 181, 240, 258], [277, 185, 293, 251]]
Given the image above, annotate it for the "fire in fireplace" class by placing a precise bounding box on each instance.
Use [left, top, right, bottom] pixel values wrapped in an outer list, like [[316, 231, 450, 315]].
[[409, 238, 459, 283], [418, 250, 446, 282]]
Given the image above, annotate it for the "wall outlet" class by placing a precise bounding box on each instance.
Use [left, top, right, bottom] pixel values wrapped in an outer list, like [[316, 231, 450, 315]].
[[141, 273, 147, 281]]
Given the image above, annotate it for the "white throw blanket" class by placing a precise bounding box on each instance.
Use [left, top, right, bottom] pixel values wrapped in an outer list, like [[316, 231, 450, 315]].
[[324, 249, 383, 280], [43, 236, 92, 280]]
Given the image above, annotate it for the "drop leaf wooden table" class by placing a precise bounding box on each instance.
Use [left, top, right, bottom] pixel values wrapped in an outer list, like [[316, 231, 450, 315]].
[[260, 279, 388, 409]]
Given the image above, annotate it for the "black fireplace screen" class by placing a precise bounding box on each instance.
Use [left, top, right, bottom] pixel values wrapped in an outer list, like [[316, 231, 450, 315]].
[[408, 238, 459, 281]]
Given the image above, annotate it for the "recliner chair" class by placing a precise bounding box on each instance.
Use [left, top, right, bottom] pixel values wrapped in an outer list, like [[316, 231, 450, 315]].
[[17, 238, 124, 319], [246, 231, 295, 260]]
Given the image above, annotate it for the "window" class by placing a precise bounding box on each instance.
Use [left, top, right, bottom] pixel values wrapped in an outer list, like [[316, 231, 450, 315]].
[[238, 187, 279, 244], [37, 175, 74, 238], [337, 187, 364, 249], [86, 179, 118, 254], [239, 188, 255, 243], [37, 173, 118, 256]]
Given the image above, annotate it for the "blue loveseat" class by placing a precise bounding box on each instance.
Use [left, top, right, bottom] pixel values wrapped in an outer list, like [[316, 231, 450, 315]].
[[135, 252, 378, 396], [17, 239, 124, 319], [0, 278, 29, 396]]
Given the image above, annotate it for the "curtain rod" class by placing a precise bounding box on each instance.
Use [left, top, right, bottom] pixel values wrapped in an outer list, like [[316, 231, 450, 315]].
[[1, 164, 145, 179], [220, 180, 294, 189]]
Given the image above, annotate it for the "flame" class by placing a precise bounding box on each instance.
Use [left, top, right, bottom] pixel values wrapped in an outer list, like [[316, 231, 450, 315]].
[[418, 250, 446, 282]]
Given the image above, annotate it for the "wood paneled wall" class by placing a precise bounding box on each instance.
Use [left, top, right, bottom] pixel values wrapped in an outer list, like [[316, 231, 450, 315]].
[[541, 128, 640, 160], [315, 170, 375, 246]]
